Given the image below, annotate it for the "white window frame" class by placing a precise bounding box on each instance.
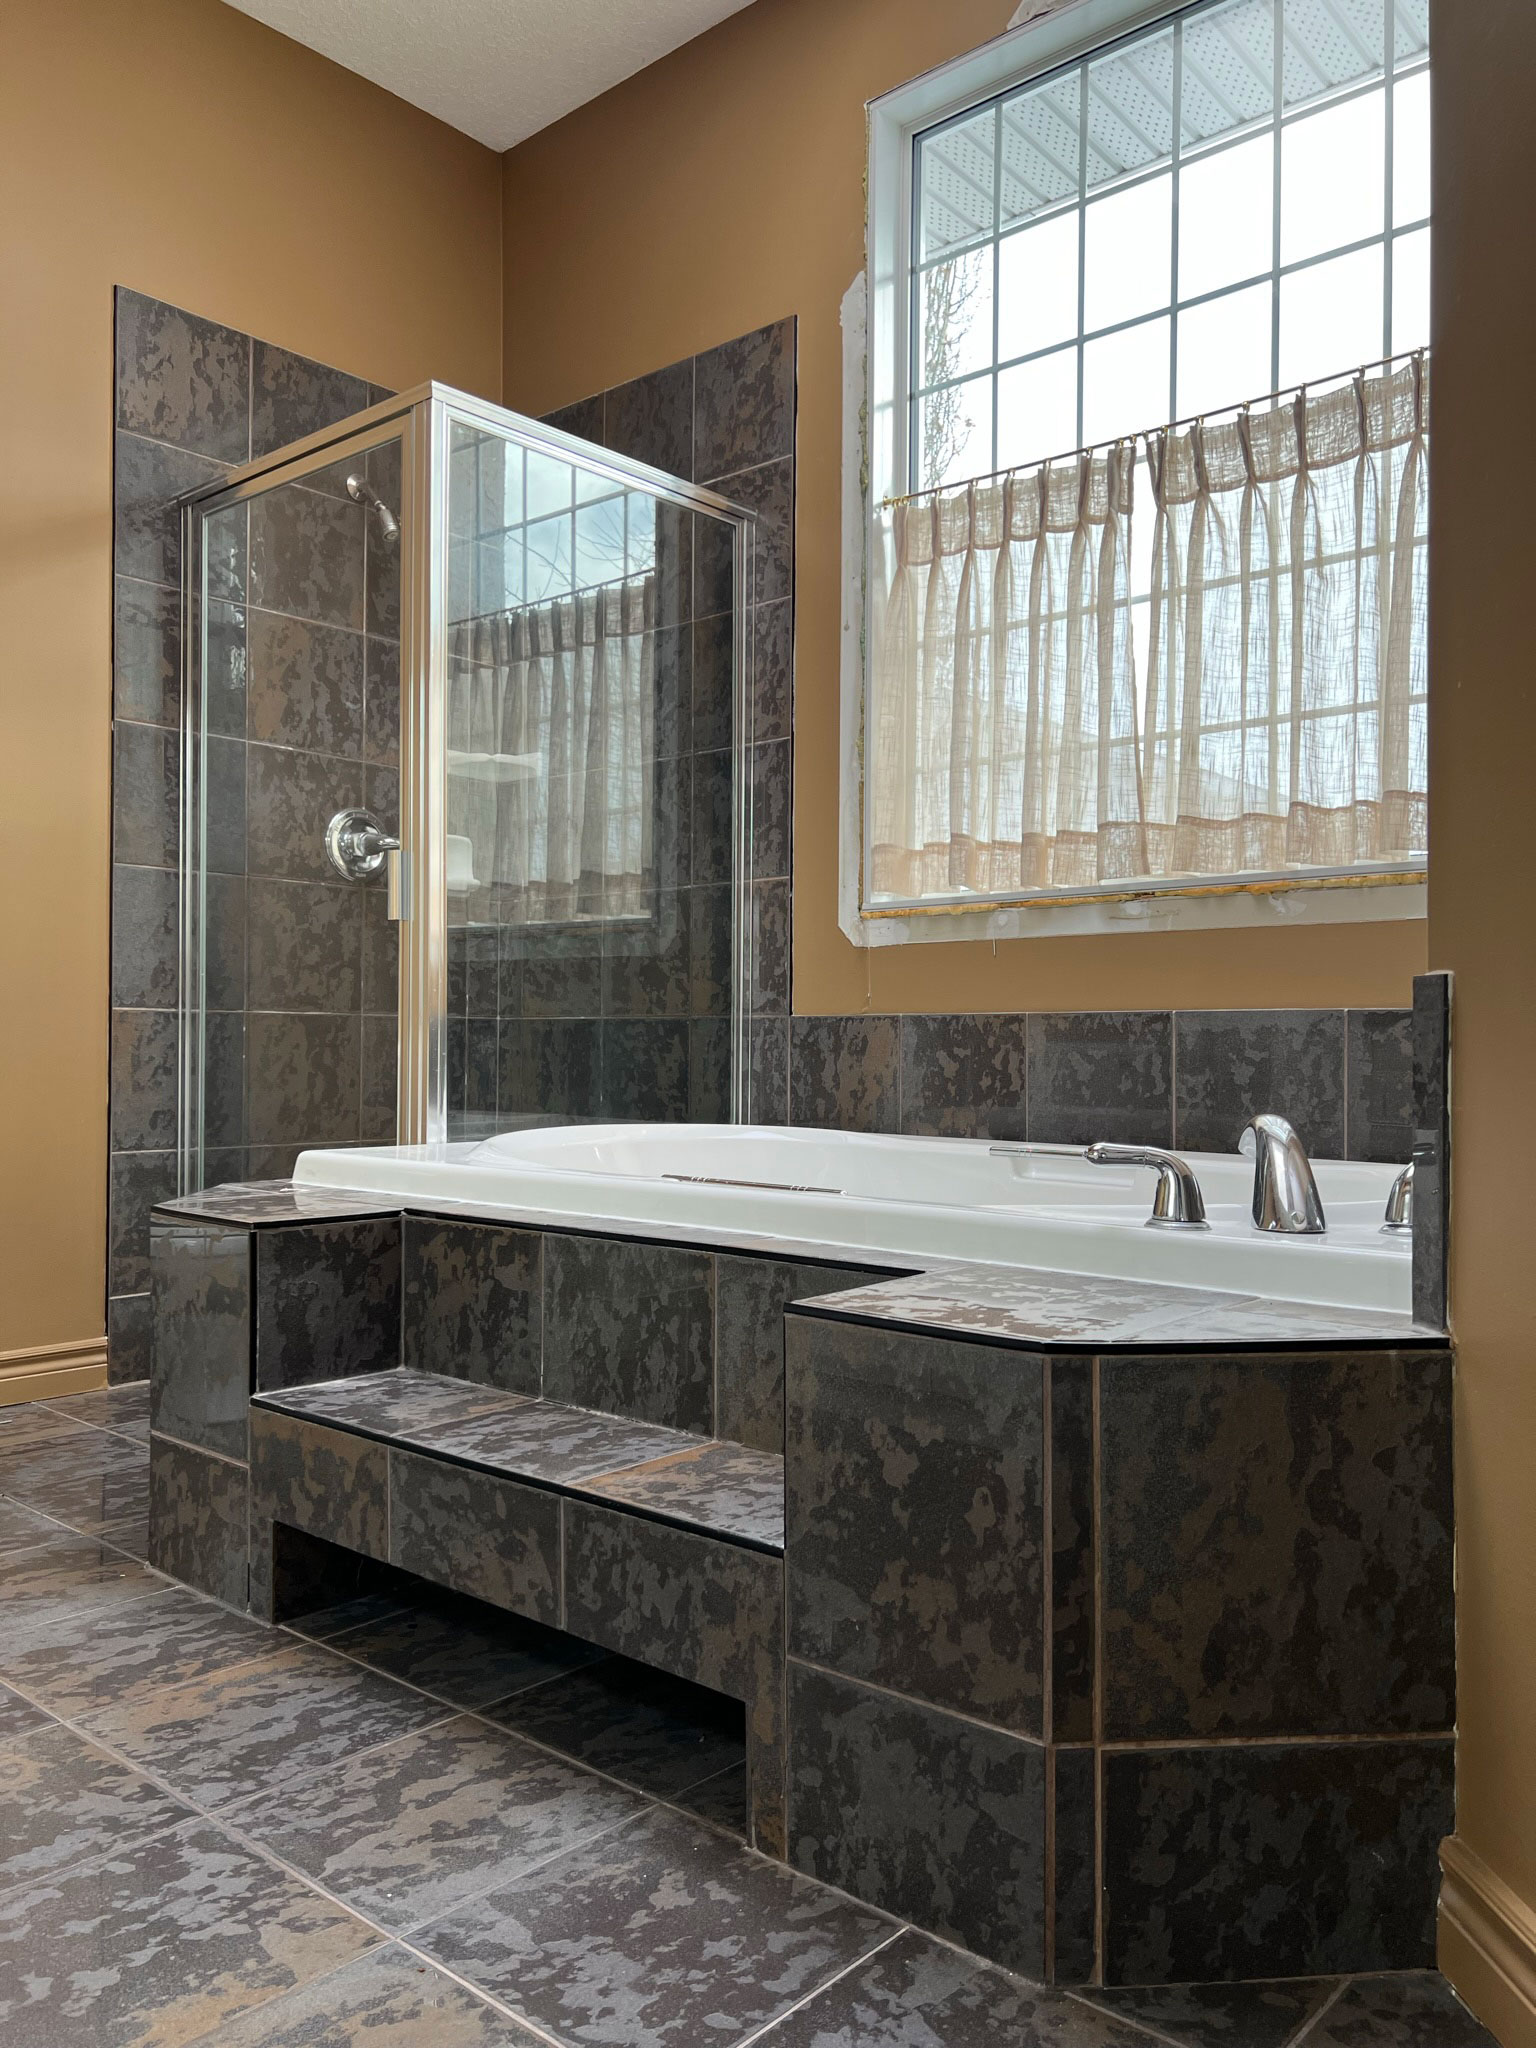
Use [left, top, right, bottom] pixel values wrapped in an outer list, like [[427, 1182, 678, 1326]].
[[839, 0, 1427, 947]]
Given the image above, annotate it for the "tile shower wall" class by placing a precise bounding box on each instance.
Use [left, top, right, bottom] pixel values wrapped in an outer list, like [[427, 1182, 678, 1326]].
[[110, 288, 394, 1380], [440, 319, 796, 1130], [753, 1005, 1417, 1161]]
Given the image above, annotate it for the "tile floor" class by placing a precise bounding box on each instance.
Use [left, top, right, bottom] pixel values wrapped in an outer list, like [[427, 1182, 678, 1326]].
[[0, 1384, 1501, 2048]]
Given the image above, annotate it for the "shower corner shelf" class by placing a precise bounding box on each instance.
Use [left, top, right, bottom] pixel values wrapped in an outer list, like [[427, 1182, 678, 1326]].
[[447, 749, 542, 785]]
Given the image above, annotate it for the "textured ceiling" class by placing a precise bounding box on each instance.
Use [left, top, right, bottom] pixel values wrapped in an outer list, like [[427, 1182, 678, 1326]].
[[220, 0, 757, 150]]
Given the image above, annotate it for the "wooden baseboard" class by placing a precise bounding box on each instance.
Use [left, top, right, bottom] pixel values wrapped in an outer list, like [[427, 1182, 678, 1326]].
[[1441, 1833, 1536, 2048], [0, 1337, 109, 1406]]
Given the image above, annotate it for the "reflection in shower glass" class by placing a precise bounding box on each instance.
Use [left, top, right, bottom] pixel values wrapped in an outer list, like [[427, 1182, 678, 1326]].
[[444, 423, 739, 1138]]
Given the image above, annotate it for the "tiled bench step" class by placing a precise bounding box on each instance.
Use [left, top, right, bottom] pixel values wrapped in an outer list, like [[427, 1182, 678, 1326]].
[[252, 1369, 784, 1553]]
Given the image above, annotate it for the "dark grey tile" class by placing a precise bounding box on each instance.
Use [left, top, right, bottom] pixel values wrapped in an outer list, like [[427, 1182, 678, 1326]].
[[1079, 1978, 1338, 2048], [250, 341, 369, 459], [247, 609, 365, 755], [0, 1533, 158, 1632], [0, 1408, 94, 1455], [149, 1220, 252, 1459], [1101, 1739, 1455, 1981], [389, 1450, 561, 1624], [205, 872, 248, 1012], [1028, 1011, 1173, 1147], [1174, 1010, 1346, 1157], [0, 1722, 199, 1890], [750, 1017, 790, 1125], [250, 474, 366, 629], [112, 719, 178, 869], [79, 1640, 446, 1812], [0, 1584, 283, 1717], [0, 1431, 146, 1537], [602, 1018, 691, 1120], [255, 1368, 517, 1438], [202, 495, 251, 604], [324, 1594, 605, 1710], [786, 1316, 1045, 1731], [1303, 1973, 1500, 2048], [249, 1408, 388, 1607], [365, 442, 402, 641], [715, 1255, 896, 1454], [204, 733, 249, 876], [148, 1436, 248, 1609], [1412, 972, 1451, 1330], [603, 896, 691, 1021], [0, 1500, 66, 1556], [672, 1760, 749, 1837], [695, 318, 795, 481], [1053, 1746, 1097, 1984], [900, 1013, 1028, 1139], [586, 1440, 784, 1550], [247, 741, 364, 883], [498, 1019, 603, 1120], [544, 1234, 714, 1432], [691, 607, 734, 751], [690, 1018, 732, 1121], [228, 1713, 644, 1937], [654, 749, 692, 891], [402, 1217, 541, 1395], [1050, 1359, 1096, 1745], [559, 1502, 783, 1852], [205, 596, 249, 737], [787, 1661, 1046, 1978], [248, 877, 362, 1013], [363, 887, 400, 1015], [750, 878, 790, 1018], [458, 1019, 498, 1120], [690, 746, 731, 885], [247, 1011, 362, 1146], [688, 884, 732, 1020], [44, 1384, 149, 1435], [116, 290, 249, 461], [364, 634, 400, 767], [543, 393, 605, 443], [652, 621, 690, 760], [110, 1147, 178, 1295], [708, 454, 794, 605], [752, 597, 792, 742], [1347, 1009, 1415, 1163], [108, 1293, 154, 1386], [605, 356, 693, 476], [791, 1015, 900, 1133], [113, 578, 179, 726], [751, 737, 791, 879], [414, 1801, 886, 2047], [409, 1399, 696, 1489], [204, 1012, 249, 1150], [1099, 1350, 1454, 1739], [113, 430, 226, 585], [765, 1928, 1131, 2047], [199, 1943, 547, 2046], [524, 933, 606, 1019], [0, 1817, 377, 2039], [110, 1008, 178, 1152], [254, 1217, 400, 1392], [483, 1656, 745, 1802]]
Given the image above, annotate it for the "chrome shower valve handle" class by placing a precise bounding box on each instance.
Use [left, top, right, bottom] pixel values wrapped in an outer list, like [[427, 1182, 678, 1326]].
[[1084, 1143, 1209, 1228], [325, 808, 400, 881]]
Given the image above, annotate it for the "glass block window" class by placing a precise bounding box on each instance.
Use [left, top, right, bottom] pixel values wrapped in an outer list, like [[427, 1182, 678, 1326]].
[[910, 0, 1430, 492]]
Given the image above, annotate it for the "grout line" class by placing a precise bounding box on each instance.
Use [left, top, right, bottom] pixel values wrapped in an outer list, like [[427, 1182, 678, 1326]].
[[1284, 1975, 1352, 2048], [1062, 1989, 1205, 2048], [788, 1653, 1046, 1746], [731, 1929, 906, 2047]]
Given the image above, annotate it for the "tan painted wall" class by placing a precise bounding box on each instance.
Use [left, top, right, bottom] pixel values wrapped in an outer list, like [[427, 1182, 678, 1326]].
[[0, 0, 503, 1360], [498, 0, 1428, 1020], [1429, 0, 1536, 2036]]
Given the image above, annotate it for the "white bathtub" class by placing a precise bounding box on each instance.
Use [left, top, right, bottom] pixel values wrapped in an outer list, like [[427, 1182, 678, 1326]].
[[294, 1123, 1412, 1314]]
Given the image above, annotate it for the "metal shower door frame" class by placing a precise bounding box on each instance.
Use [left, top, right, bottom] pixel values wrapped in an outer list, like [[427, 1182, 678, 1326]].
[[179, 382, 757, 1191]]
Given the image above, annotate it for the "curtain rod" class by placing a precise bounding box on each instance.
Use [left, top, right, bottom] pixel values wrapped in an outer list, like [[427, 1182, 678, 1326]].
[[879, 344, 1429, 510]]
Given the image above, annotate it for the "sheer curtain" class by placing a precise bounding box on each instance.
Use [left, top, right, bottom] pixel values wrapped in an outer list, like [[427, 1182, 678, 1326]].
[[448, 575, 655, 924], [867, 355, 1428, 903]]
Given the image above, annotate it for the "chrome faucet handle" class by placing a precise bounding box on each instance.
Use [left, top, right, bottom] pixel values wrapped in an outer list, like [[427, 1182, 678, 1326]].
[[1381, 1160, 1414, 1233], [1084, 1143, 1209, 1228], [1240, 1113, 1327, 1234]]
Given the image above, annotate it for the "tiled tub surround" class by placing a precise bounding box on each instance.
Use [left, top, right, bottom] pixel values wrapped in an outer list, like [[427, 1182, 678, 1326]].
[[110, 287, 398, 1382], [148, 1175, 1451, 1990], [148, 1185, 897, 1859], [784, 1299, 1454, 1988]]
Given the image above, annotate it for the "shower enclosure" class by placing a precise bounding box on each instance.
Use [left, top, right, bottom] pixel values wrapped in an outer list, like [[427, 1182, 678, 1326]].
[[176, 386, 756, 1189]]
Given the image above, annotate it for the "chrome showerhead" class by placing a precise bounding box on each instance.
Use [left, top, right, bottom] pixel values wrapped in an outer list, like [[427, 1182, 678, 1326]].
[[346, 472, 400, 546]]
